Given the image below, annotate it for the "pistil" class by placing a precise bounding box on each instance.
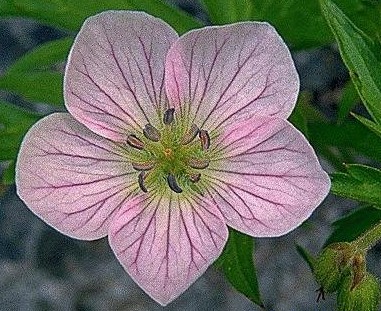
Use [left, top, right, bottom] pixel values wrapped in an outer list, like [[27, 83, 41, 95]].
[[126, 108, 213, 194]]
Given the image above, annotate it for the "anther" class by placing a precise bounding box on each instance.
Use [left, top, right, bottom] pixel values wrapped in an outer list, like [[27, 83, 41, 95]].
[[131, 160, 155, 171], [167, 173, 183, 193], [138, 171, 148, 193], [189, 173, 201, 183], [127, 134, 144, 150], [143, 124, 161, 142], [181, 124, 199, 145], [163, 108, 175, 125], [188, 158, 210, 169], [199, 130, 210, 151]]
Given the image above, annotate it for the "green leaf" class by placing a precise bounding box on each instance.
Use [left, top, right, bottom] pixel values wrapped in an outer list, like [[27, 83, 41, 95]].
[[215, 229, 263, 307], [0, 0, 202, 34], [250, 0, 333, 49], [331, 164, 381, 206], [337, 80, 360, 124], [246, 0, 381, 50], [201, 0, 253, 24], [0, 71, 64, 106], [352, 113, 381, 139], [5, 37, 73, 73], [320, 0, 381, 124], [0, 101, 40, 161], [0, 38, 73, 106], [325, 206, 381, 245], [308, 120, 381, 165]]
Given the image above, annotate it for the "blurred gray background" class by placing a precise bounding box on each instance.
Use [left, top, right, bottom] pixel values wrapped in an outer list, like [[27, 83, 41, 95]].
[[0, 1, 372, 310]]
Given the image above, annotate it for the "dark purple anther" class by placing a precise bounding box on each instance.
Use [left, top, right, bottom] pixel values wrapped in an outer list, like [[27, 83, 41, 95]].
[[189, 173, 201, 183], [138, 171, 148, 193], [143, 124, 161, 142], [167, 173, 183, 193], [131, 160, 155, 171], [127, 134, 144, 150], [181, 124, 199, 145], [199, 130, 210, 151], [188, 158, 210, 169], [163, 108, 175, 125]]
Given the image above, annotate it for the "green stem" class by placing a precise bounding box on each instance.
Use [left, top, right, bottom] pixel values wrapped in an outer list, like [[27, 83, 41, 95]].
[[354, 220, 381, 251]]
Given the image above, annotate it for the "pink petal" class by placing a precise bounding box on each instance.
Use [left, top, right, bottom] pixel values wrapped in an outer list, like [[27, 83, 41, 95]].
[[64, 11, 178, 142], [108, 193, 228, 305], [16, 113, 136, 240], [205, 116, 330, 237], [165, 22, 299, 131]]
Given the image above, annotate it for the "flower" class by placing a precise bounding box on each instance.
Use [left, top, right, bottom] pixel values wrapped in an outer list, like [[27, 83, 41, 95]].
[[16, 11, 330, 305]]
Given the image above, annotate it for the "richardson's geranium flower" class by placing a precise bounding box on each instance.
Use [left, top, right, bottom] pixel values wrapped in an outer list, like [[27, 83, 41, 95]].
[[16, 11, 330, 305]]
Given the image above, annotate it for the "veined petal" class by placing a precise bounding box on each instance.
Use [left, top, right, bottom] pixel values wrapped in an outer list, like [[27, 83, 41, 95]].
[[64, 11, 179, 142], [165, 22, 299, 131], [108, 193, 228, 305], [205, 116, 330, 237], [16, 113, 136, 240]]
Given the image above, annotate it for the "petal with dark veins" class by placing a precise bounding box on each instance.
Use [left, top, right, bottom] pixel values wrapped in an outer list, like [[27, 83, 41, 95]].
[[65, 11, 179, 142], [109, 193, 228, 305], [16, 113, 136, 240], [165, 22, 299, 131], [205, 116, 330, 237]]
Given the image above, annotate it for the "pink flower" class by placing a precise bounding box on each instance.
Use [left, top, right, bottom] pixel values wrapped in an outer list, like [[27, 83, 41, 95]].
[[16, 11, 330, 305]]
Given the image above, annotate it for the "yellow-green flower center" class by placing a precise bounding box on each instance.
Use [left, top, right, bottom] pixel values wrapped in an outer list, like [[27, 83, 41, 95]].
[[126, 108, 211, 195]]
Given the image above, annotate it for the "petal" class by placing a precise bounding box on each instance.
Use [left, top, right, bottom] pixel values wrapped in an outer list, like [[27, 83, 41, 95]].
[[64, 11, 179, 142], [205, 116, 330, 237], [108, 193, 228, 305], [16, 113, 136, 240], [165, 22, 299, 131]]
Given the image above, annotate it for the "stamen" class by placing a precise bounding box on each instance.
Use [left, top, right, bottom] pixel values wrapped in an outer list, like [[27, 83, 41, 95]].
[[143, 124, 161, 142], [163, 108, 175, 125], [167, 173, 183, 193], [181, 124, 199, 145], [138, 171, 148, 193], [199, 130, 210, 151], [131, 160, 155, 171], [127, 134, 144, 150], [189, 173, 201, 183], [188, 158, 210, 169]]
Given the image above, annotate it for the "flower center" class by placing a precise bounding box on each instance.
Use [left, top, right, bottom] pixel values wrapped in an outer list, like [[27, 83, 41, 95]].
[[126, 108, 210, 195]]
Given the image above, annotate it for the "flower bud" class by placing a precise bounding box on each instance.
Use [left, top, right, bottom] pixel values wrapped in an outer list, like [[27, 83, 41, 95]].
[[314, 242, 353, 293], [337, 273, 380, 311]]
